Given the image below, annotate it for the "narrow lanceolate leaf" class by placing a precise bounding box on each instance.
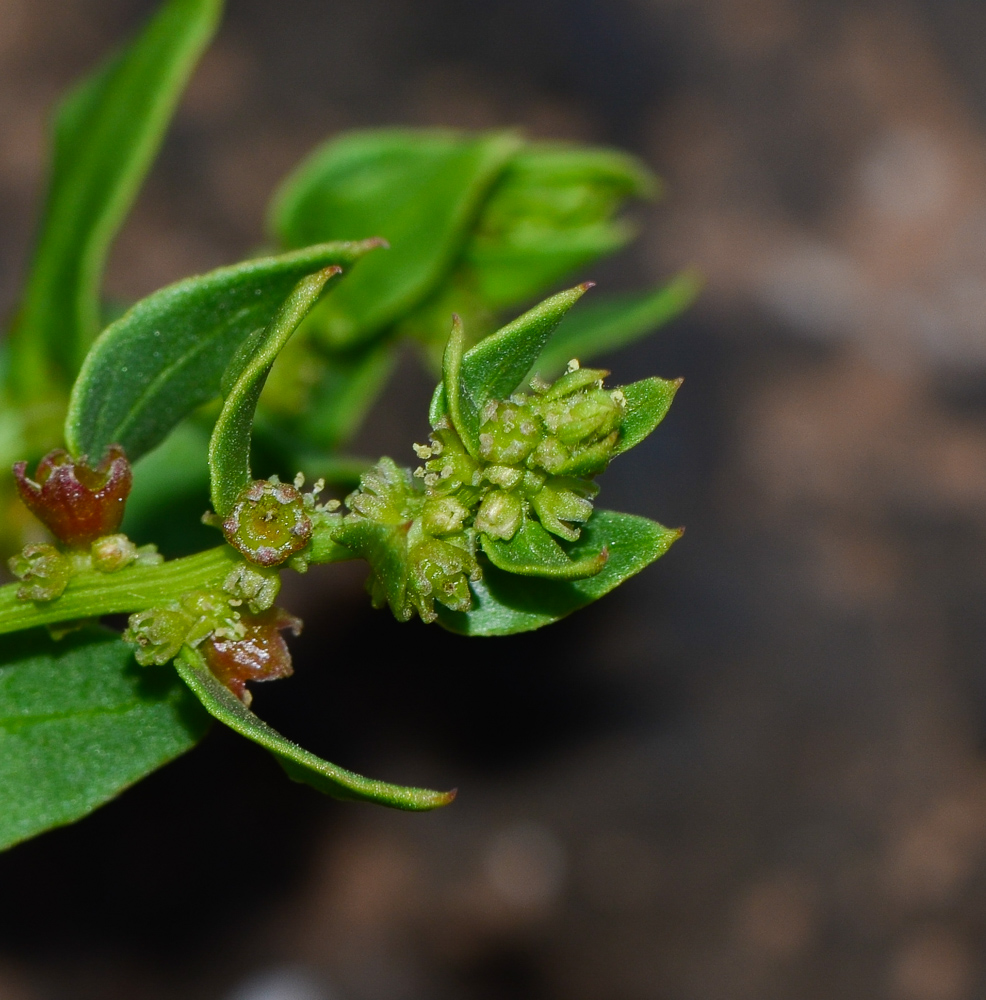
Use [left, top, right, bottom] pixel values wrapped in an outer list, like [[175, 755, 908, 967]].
[[614, 376, 682, 456], [0, 627, 210, 851], [209, 268, 340, 517], [270, 129, 521, 348], [66, 240, 382, 463], [534, 271, 703, 378], [431, 285, 592, 443], [0, 546, 238, 636], [7, 0, 223, 398], [437, 510, 681, 636], [481, 519, 608, 579], [176, 646, 455, 811]]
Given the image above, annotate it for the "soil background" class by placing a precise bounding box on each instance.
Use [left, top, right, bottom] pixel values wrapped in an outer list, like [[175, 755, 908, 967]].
[[3, 1, 986, 999]]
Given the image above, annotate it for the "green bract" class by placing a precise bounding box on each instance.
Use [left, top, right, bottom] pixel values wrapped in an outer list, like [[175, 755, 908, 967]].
[[320, 292, 681, 627], [0, 0, 693, 850]]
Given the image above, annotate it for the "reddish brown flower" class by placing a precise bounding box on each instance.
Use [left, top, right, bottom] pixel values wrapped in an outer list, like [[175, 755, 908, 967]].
[[202, 607, 302, 704], [13, 446, 133, 547]]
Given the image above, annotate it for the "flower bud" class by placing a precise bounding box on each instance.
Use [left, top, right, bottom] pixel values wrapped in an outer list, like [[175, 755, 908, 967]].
[[13, 445, 132, 547], [223, 563, 281, 614], [539, 388, 623, 448], [474, 489, 525, 541], [222, 479, 312, 567], [408, 539, 476, 621], [477, 401, 541, 465], [420, 495, 470, 536], [202, 607, 302, 704], [346, 458, 416, 524], [90, 533, 138, 573], [530, 478, 596, 541], [124, 606, 194, 666], [8, 543, 71, 601]]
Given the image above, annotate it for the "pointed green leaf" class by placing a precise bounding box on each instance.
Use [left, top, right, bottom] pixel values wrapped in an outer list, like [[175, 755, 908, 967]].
[[7, 0, 223, 398], [614, 376, 682, 456], [176, 646, 454, 810], [436, 509, 681, 635], [480, 518, 608, 579], [209, 268, 340, 517], [534, 271, 702, 378], [441, 314, 474, 452], [270, 128, 521, 349], [66, 240, 381, 463], [432, 285, 592, 441], [0, 626, 210, 851], [462, 285, 593, 410]]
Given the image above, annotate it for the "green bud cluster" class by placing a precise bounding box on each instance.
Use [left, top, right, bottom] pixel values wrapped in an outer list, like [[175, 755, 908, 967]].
[[332, 361, 628, 623], [124, 588, 247, 666], [8, 533, 161, 602]]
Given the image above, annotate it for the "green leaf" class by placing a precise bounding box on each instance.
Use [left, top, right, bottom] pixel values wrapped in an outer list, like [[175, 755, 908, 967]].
[[6, 0, 223, 398], [431, 285, 592, 447], [436, 509, 681, 635], [175, 646, 454, 811], [209, 268, 340, 517], [464, 143, 656, 309], [270, 128, 521, 348], [480, 518, 609, 579], [0, 626, 209, 851], [533, 270, 703, 377], [614, 376, 682, 456], [66, 240, 381, 464]]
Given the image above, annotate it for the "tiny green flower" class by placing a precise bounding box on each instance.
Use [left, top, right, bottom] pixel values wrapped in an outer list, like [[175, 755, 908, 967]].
[[8, 544, 71, 601], [222, 479, 313, 567]]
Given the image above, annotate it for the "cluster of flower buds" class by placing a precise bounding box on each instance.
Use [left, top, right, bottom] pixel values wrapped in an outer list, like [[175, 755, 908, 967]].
[[8, 447, 161, 601], [123, 562, 299, 704], [332, 361, 628, 623]]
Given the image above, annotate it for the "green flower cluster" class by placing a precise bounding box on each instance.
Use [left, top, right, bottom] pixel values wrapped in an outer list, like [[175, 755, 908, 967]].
[[122, 562, 281, 668], [328, 361, 629, 624]]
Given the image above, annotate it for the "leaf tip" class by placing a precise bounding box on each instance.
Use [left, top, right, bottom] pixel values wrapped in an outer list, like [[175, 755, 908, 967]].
[[578, 281, 596, 293]]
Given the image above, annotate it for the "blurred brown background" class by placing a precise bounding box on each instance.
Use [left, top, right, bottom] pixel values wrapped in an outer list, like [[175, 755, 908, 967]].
[[4, 1, 986, 998]]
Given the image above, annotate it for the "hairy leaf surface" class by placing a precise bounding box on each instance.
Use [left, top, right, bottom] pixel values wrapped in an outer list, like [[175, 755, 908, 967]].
[[209, 268, 339, 516], [437, 510, 680, 635], [481, 518, 609, 579], [0, 627, 209, 851], [66, 241, 380, 463], [614, 376, 682, 456]]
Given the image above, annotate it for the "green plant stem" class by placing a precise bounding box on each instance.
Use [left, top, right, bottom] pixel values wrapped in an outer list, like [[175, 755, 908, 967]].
[[0, 532, 358, 636], [0, 546, 240, 634]]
